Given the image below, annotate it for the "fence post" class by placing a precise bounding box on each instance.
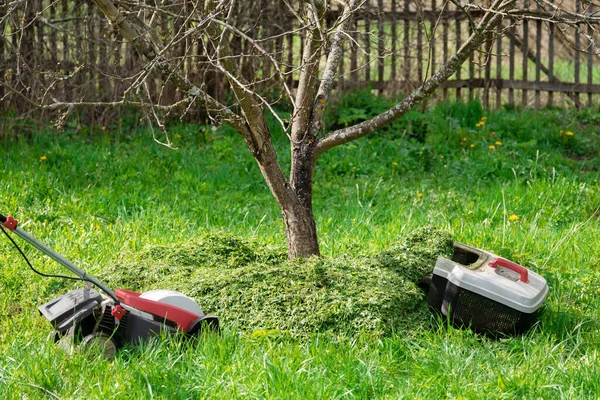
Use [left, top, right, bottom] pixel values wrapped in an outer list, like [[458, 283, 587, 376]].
[[403, 0, 411, 91], [442, 15, 448, 100], [588, 14, 594, 107], [455, 5, 462, 101], [364, 1, 371, 83], [521, 0, 529, 107], [351, 16, 358, 83], [495, 23, 502, 108], [535, 0, 542, 107], [574, 0, 581, 107], [548, 14, 555, 107], [377, 0, 385, 94], [508, 18, 515, 105]]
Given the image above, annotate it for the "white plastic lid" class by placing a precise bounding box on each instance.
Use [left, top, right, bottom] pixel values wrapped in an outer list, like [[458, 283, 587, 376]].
[[139, 289, 204, 316]]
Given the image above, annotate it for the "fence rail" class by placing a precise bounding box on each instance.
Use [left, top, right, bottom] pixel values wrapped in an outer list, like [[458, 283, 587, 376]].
[[0, 0, 599, 123]]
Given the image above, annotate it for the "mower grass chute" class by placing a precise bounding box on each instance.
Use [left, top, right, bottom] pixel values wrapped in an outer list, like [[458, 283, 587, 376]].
[[1, 213, 218, 357]]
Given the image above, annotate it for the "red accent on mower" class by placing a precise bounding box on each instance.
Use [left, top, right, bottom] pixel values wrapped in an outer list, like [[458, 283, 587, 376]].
[[1, 213, 219, 357], [110, 304, 127, 320], [2, 215, 18, 231]]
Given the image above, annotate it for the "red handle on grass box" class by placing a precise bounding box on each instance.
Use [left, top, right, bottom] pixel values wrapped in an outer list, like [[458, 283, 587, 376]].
[[489, 258, 529, 283]]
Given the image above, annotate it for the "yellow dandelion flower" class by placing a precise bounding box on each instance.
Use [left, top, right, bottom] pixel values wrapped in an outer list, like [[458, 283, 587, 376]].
[[101, 126, 106, 131], [40, 155, 47, 161], [476, 122, 484, 128], [495, 141, 502, 146], [470, 144, 475, 148], [481, 116, 487, 121], [440, 155, 445, 159], [419, 151, 423, 155], [491, 131, 496, 137], [417, 192, 423, 198], [392, 161, 399, 167], [565, 131, 574, 136], [488, 145, 495, 150], [508, 214, 519, 221]]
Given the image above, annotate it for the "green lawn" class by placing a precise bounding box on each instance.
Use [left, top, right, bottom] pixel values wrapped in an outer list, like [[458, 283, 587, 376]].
[[1, 102, 599, 398]]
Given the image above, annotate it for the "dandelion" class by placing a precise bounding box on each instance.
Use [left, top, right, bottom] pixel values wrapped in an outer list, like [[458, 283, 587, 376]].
[[508, 214, 519, 221], [440, 155, 445, 159], [488, 145, 496, 150], [419, 151, 423, 156], [481, 116, 487, 121], [495, 141, 502, 146], [491, 131, 496, 137], [417, 192, 423, 198], [392, 161, 399, 167], [565, 131, 574, 136], [40, 155, 47, 161], [476, 121, 485, 128], [470, 144, 475, 148], [101, 126, 106, 131]]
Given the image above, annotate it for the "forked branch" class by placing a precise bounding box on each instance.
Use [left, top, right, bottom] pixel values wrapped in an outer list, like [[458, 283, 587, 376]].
[[315, 0, 516, 156]]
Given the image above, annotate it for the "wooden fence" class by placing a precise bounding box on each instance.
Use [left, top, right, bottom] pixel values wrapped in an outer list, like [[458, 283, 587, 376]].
[[1, 0, 599, 121], [335, 0, 600, 109]]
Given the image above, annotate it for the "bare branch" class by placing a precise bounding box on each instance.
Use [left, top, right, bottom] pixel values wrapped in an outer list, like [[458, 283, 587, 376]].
[[290, 2, 326, 145], [92, 0, 248, 135], [308, 0, 362, 138], [316, 0, 517, 156], [209, 17, 296, 109]]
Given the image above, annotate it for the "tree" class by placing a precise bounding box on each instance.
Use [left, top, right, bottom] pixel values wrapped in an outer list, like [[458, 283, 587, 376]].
[[2, 0, 599, 258]]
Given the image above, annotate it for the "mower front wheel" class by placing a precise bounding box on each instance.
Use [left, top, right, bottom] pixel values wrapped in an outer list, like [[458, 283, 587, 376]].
[[80, 332, 118, 359]]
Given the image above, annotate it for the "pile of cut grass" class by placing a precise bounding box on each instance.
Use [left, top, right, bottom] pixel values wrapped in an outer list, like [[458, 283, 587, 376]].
[[99, 227, 453, 336]]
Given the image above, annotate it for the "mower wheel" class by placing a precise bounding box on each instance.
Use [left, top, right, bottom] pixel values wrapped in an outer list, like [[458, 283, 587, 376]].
[[186, 316, 220, 337], [81, 332, 118, 359]]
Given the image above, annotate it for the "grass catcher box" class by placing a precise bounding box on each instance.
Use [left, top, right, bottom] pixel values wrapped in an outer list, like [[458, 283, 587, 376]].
[[427, 243, 548, 334]]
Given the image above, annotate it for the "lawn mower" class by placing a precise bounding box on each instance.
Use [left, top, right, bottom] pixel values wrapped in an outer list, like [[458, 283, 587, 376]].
[[0, 213, 218, 358]]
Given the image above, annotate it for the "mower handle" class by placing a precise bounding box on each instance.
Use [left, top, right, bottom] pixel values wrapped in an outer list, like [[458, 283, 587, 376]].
[[1, 213, 119, 302], [489, 257, 529, 283]]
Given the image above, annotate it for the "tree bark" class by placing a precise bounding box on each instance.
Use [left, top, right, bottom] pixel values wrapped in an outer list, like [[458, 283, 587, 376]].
[[282, 195, 320, 259], [287, 138, 319, 258]]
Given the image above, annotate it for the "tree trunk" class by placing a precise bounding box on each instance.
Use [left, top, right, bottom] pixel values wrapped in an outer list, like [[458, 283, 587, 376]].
[[282, 127, 319, 258], [282, 199, 320, 259]]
